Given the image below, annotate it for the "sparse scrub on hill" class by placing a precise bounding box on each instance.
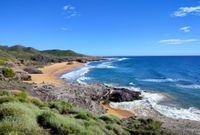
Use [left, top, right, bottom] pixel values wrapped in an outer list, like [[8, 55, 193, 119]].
[[0, 59, 6, 65], [2, 68, 15, 78], [0, 45, 86, 67], [0, 90, 171, 135]]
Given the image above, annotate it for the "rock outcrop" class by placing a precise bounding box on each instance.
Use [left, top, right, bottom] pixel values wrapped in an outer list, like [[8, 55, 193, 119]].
[[24, 67, 43, 74], [109, 87, 142, 102]]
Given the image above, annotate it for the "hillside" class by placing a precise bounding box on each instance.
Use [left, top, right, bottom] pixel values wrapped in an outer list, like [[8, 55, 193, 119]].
[[0, 45, 85, 63]]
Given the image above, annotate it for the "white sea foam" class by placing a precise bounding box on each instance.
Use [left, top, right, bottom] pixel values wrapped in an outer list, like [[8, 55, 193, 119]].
[[61, 60, 116, 84], [129, 82, 135, 86], [117, 58, 129, 61], [95, 61, 116, 69], [77, 76, 91, 85], [141, 78, 177, 83], [176, 84, 200, 89], [61, 64, 92, 81], [110, 86, 200, 121]]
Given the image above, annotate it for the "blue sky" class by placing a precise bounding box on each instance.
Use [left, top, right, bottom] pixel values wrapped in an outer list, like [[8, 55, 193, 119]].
[[0, 0, 200, 56]]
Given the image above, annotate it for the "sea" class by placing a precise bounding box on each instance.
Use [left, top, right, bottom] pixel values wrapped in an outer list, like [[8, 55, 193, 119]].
[[61, 56, 200, 121]]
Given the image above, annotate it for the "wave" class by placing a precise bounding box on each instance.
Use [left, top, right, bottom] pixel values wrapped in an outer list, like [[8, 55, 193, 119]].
[[77, 76, 91, 85], [109, 85, 200, 121], [176, 84, 200, 89], [141, 78, 177, 83], [61, 60, 116, 84], [61, 64, 91, 81], [117, 58, 129, 61], [129, 82, 135, 86], [95, 61, 116, 69]]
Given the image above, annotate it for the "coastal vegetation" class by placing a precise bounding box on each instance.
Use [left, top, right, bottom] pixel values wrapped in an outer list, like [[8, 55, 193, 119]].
[[0, 45, 85, 66], [2, 68, 15, 78], [0, 90, 169, 135]]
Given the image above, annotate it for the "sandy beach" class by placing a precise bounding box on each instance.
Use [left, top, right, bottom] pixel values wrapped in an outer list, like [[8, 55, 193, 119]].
[[102, 103, 134, 118], [25, 61, 84, 84]]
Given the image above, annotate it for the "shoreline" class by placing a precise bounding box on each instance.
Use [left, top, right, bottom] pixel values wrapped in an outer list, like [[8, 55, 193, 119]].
[[25, 60, 134, 118], [25, 61, 84, 84]]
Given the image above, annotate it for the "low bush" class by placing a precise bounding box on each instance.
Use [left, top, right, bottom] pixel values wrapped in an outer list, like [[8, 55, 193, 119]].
[[0, 90, 11, 96], [0, 96, 18, 104], [0, 113, 47, 135], [0, 59, 6, 65], [29, 98, 46, 108], [106, 123, 129, 135], [0, 102, 46, 135], [0, 102, 40, 119], [2, 68, 15, 78], [48, 101, 73, 114], [38, 111, 86, 134], [75, 109, 97, 120], [99, 115, 121, 124]]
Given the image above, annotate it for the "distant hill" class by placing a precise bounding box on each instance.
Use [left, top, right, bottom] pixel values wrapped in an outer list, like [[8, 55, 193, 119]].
[[0, 45, 85, 62], [42, 49, 83, 57]]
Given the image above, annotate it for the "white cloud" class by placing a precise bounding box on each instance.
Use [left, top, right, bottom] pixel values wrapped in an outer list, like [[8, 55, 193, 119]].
[[159, 39, 197, 45], [63, 5, 79, 18], [173, 6, 200, 17], [63, 5, 75, 11], [180, 26, 191, 32]]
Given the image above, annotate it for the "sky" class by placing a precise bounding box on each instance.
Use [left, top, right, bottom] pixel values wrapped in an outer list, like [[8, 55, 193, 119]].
[[0, 0, 200, 56]]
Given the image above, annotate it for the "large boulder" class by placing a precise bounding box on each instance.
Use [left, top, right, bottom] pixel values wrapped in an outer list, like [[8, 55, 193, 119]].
[[108, 88, 142, 102], [15, 71, 31, 81], [24, 68, 43, 74]]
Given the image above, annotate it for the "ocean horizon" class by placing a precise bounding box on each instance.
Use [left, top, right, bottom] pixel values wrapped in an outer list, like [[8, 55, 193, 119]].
[[61, 56, 200, 121]]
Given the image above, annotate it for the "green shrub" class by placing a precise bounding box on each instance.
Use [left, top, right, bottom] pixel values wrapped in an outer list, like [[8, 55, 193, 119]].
[[75, 109, 97, 120], [0, 102, 40, 119], [123, 118, 163, 134], [29, 98, 45, 108], [2, 68, 15, 78], [0, 59, 6, 65], [99, 115, 121, 124], [0, 96, 18, 104], [48, 101, 73, 114], [106, 123, 129, 135], [0, 90, 11, 96], [0, 113, 47, 135], [0, 102, 46, 135], [15, 90, 28, 99], [38, 111, 86, 134]]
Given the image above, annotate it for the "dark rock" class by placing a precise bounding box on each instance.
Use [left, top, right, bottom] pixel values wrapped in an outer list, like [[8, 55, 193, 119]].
[[76, 59, 87, 63], [24, 67, 43, 74], [108, 88, 142, 102]]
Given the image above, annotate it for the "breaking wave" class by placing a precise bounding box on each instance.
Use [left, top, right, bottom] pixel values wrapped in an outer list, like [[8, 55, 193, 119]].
[[109, 85, 200, 121], [61, 60, 116, 84], [141, 78, 177, 83], [176, 84, 200, 89], [95, 61, 116, 69], [117, 58, 129, 61]]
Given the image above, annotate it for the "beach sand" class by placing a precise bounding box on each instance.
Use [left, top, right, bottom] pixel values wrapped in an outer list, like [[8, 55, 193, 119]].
[[102, 103, 134, 118], [25, 61, 84, 84]]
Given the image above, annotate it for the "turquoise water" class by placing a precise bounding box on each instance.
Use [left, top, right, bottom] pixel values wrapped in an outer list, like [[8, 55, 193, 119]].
[[61, 56, 200, 120]]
